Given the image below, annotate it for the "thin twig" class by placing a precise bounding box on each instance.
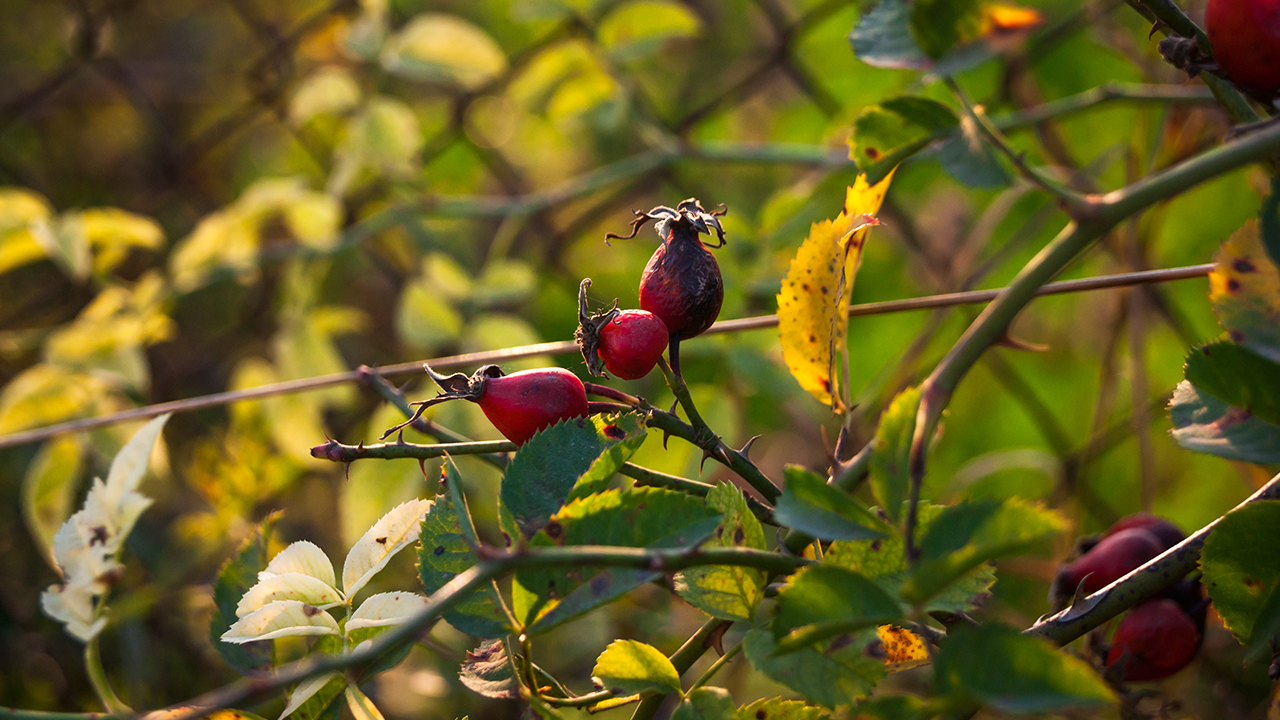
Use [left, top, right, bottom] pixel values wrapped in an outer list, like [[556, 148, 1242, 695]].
[[0, 263, 1214, 450]]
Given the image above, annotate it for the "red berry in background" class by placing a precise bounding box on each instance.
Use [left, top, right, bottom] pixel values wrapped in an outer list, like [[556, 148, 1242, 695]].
[[1050, 528, 1164, 605], [1103, 513, 1185, 552], [1106, 598, 1201, 682], [477, 368, 589, 446], [597, 310, 668, 380], [1206, 0, 1280, 92]]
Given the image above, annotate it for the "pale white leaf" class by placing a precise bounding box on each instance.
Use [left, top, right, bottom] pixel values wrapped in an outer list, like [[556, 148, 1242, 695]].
[[279, 673, 345, 720], [263, 540, 337, 588], [103, 413, 170, 506], [40, 583, 106, 642], [346, 591, 428, 632], [342, 498, 432, 597], [220, 600, 340, 643], [237, 573, 345, 617], [345, 686, 386, 720]]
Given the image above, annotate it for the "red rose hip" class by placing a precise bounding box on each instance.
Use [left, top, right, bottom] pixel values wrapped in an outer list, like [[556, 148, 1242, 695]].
[[1106, 598, 1201, 682], [597, 310, 668, 380], [378, 364, 588, 447], [1050, 528, 1164, 606], [1206, 0, 1280, 92]]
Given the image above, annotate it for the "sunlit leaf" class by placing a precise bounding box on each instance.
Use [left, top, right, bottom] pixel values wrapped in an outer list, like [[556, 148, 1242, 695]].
[[591, 639, 682, 696], [22, 436, 83, 569], [264, 541, 337, 589], [734, 698, 828, 720], [75, 207, 164, 274], [380, 14, 508, 90], [291, 66, 362, 124], [674, 482, 768, 621], [933, 623, 1114, 713], [343, 498, 433, 597], [850, 97, 956, 174], [345, 685, 386, 720], [1211, 221, 1280, 363], [237, 573, 344, 617], [279, 674, 345, 720], [778, 174, 893, 410], [0, 365, 114, 434], [598, 1, 700, 60], [221, 600, 341, 643], [1169, 380, 1280, 463], [875, 625, 930, 672]]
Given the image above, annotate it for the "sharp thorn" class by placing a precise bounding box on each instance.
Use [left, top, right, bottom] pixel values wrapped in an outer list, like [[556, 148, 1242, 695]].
[[738, 434, 762, 458], [343, 462, 351, 482], [993, 329, 1049, 352]]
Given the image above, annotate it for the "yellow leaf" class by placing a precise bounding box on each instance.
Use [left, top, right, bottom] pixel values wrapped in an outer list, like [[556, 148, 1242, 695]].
[[876, 624, 930, 672], [1211, 220, 1280, 363], [778, 172, 894, 409]]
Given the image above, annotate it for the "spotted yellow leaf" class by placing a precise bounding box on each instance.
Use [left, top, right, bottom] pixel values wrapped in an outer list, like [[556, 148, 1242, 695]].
[[1211, 220, 1280, 363], [875, 624, 930, 672], [779, 172, 894, 409]]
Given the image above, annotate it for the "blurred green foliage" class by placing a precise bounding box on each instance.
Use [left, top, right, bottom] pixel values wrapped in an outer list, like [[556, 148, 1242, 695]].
[[0, 0, 1276, 717]]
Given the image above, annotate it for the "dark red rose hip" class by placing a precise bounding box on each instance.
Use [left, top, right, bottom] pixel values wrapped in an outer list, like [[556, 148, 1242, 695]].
[[597, 310, 668, 380], [1106, 598, 1201, 682]]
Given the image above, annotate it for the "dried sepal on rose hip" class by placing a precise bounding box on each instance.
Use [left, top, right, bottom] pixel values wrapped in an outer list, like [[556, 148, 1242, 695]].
[[382, 363, 588, 446], [606, 198, 727, 376], [575, 278, 668, 380]]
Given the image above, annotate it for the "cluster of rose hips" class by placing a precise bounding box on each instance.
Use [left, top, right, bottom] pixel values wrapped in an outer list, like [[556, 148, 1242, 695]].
[[1051, 513, 1207, 683], [384, 199, 727, 447]]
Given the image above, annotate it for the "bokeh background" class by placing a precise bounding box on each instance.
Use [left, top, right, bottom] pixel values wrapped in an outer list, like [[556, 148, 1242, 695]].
[[0, 0, 1274, 717]]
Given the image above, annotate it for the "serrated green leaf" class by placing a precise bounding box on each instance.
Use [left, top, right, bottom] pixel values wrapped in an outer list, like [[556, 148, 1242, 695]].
[[825, 503, 994, 614], [459, 639, 520, 699], [734, 698, 828, 720], [742, 629, 884, 709], [774, 466, 887, 541], [515, 487, 718, 631], [900, 498, 1063, 606], [850, 97, 956, 173], [674, 482, 768, 621], [591, 639, 682, 696], [772, 565, 903, 652], [418, 464, 509, 638], [672, 687, 734, 720], [281, 674, 345, 720], [210, 513, 279, 675], [1185, 341, 1280, 427], [500, 412, 648, 539], [1169, 380, 1280, 463], [849, 0, 932, 71], [870, 388, 920, 524], [1201, 501, 1280, 644], [933, 623, 1115, 713]]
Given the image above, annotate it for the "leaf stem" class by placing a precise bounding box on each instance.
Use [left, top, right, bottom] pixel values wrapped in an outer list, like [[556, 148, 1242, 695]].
[[84, 638, 131, 718], [654, 358, 781, 503], [686, 642, 743, 693]]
